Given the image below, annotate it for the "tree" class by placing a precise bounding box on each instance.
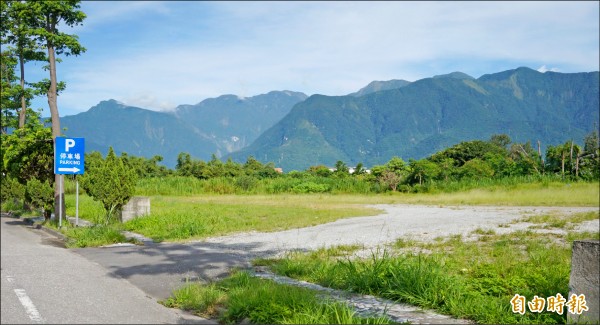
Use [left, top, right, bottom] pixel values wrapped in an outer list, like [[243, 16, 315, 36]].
[[334, 160, 349, 177], [489, 134, 511, 151], [545, 140, 580, 178], [80, 147, 137, 224], [0, 51, 19, 134], [1, 1, 47, 129], [243, 156, 264, 174], [25, 178, 53, 219], [579, 130, 600, 180], [353, 162, 367, 176], [379, 170, 402, 191], [408, 159, 441, 185], [307, 165, 332, 177], [26, 0, 86, 220], [176, 152, 193, 176], [458, 158, 494, 179], [386, 156, 407, 173], [510, 141, 543, 175], [1, 108, 54, 219], [431, 140, 505, 167]]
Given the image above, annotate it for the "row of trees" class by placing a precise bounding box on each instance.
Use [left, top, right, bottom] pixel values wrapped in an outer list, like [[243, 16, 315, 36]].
[[82, 131, 599, 194], [369, 133, 599, 192], [1, 0, 86, 219], [94, 132, 600, 190]]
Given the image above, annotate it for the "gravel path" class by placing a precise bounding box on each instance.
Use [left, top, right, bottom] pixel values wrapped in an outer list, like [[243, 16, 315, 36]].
[[199, 205, 598, 257]]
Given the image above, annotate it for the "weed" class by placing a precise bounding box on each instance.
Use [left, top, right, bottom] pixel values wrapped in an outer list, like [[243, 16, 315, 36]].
[[267, 226, 600, 324], [63, 224, 127, 248], [164, 271, 394, 324]]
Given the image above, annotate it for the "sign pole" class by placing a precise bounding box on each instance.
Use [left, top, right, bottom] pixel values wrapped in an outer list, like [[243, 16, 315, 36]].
[[76, 177, 79, 227], [54, 137, 85, 228], [59, 175, 63, 228]]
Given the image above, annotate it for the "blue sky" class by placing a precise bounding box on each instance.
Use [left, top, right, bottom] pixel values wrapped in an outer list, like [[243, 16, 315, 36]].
[[26, 1, 600, 117]]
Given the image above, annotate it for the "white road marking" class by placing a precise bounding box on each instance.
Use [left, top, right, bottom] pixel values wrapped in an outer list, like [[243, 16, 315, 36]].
[[14, 288, 44, 323]]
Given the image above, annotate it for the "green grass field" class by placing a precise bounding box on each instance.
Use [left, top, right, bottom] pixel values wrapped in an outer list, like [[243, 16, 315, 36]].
[[58, 181, 599, 245], [28, 180, 600, 323]]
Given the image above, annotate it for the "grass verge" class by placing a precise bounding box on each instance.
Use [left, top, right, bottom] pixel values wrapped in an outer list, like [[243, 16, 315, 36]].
[[162, 270, 394, 324], [122, 195, 381, 242], [54, 181, 597, 245], [255, 211, 599, 324]]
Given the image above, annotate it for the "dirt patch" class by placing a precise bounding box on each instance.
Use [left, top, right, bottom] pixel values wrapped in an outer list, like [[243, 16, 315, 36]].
[[200, 205, 598, 258]]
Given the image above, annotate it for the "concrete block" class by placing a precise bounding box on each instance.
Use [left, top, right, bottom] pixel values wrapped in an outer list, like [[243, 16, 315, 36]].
[[568, 240, 599, 324], [121, 197, 151, 223]]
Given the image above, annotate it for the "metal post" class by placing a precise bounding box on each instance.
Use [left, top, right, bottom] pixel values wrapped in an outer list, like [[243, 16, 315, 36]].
[[76, 178, 79, 227], [59, 175, 63, 228]]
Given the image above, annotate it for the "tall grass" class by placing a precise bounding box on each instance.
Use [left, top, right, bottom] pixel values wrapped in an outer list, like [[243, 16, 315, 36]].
[[395, 181, 599, 206], [163, 271, 393, 324], [62, 224, 128, 248], [133, 174, 596, 197], [264, 220, 600, 324]]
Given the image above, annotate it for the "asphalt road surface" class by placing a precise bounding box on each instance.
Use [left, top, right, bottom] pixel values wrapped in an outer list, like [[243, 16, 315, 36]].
[[0, 215, 210, 324]]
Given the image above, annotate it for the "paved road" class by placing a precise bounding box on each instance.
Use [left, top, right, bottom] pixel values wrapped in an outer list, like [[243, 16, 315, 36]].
[[0, 216, 211, 324]]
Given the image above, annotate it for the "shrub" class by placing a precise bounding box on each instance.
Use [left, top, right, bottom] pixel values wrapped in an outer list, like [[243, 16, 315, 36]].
[[292, 182, 330, 193], [25, 178, 54, 219], [80, 147, 137, 223], [235, 175, 258, 192]]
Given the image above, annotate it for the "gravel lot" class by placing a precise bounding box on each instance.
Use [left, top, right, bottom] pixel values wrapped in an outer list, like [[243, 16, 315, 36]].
[[201, 204, 599, 257]]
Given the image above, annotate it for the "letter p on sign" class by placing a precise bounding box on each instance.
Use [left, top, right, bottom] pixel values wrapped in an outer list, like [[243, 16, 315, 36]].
[[65, 139, 76, 152]]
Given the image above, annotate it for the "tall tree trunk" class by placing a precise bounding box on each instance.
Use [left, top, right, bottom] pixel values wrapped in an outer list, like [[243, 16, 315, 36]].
[[561, 151, 565, 178], [18, 51, 26, 129], [47, 36, 64, 221]]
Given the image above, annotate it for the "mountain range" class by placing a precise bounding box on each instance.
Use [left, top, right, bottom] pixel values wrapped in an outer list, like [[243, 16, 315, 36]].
[[59, 67, 599, 171], [60, 91, 307, 167]]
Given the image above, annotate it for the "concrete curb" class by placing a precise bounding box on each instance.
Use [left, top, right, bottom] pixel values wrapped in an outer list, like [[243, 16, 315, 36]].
[[14, 214, 153, 248], [21, 216, 68, 242]]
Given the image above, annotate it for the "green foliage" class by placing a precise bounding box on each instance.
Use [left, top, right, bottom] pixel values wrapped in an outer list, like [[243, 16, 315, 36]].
[[308, 165, 333, 177], [0, 175, 25, 204], [121, 153, 170, 178], [164, 271, 393, 324], [408, 159, 441, 185], [269, 225, 600, 324], [25, 178, 53, 219], [1, 108, 54, 218], [1, 110, 53, 184], [292, 182, 330, 194], [63, 224, 127, 248], [80, 147, 137, 223], [431, 140, 506, 167], [67, 128, 600, 201], [457, 158, 494, 179]]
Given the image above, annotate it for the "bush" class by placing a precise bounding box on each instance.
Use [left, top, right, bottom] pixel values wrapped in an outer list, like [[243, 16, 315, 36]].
[[292, 182, 330, 194], [25, 178, 54, 219], [235, 176, 258, 192], [1, 176, 25, 206], [80, 147, 137, 223]]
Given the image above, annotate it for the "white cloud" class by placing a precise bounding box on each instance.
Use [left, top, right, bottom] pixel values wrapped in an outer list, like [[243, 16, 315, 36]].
[[537, 65, 560, 73], [32, 1, 599, 115]]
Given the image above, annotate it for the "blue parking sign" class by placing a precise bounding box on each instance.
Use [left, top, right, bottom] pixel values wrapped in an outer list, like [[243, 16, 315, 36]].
[[54, 137, 85, 175]]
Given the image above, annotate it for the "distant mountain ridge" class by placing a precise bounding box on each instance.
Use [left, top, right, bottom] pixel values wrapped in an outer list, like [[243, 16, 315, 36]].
[[60, 91, 307, 167], [226, 67, 599, 171], [349, 79, 411, 97], [59, 67, 599, 171]]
